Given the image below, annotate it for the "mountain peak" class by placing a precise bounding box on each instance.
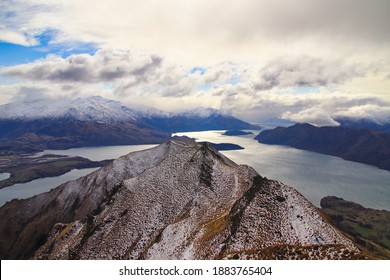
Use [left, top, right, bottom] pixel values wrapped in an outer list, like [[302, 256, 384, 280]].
[[0, 140, 361, 260], [0, 96, 259, 152], [178, 107, 221, 118], [0, 96, 259, 131], [0, 96, 139, 123], [64, 96, 139, 123]]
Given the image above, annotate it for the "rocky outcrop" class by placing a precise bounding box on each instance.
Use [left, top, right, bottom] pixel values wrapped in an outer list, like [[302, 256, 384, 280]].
[[0, 140, 360, 259]]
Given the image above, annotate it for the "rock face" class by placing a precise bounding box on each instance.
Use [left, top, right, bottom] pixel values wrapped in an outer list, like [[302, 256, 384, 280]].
[[0, 140, 360, 259]]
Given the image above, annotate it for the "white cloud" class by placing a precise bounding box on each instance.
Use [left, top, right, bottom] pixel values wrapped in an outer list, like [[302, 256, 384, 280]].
[[335, 104, 390, 122], [252, 56, 365, 91], [0, 0, 58, 44], [1, 48, 389, 125], [0, 28, 38, 46], [216, 80, 390, 125], [1, 49, 163, 83], [1, 0, 390, 66], [282, 108, 341, 127], [0, 49, 240, 111], [1, 1, 390, 125]]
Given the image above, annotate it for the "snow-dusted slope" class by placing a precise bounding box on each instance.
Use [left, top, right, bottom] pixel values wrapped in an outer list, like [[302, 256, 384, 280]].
[[0, 96, 259, 130], [0, 96, 221, 122], [175, 107, 220, 118], [0, 96, 260, 151], [63, 96, 140, 123], [0, 140, 359, 260], [0, 96, 139, 123]]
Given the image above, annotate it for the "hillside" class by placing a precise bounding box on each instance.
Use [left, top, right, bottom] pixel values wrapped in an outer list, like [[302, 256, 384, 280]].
[[0, 96, 258, 153], [139, 110, 260, 133], [0, 119, 169, 153], [321, 196, 390, 259], [255, 123, 390, 171], [0, 140, 361, 260]]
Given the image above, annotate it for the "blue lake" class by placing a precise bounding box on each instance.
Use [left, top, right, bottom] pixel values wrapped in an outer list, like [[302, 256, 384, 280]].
[[0, 173, 10, 180], [175, 130, 390, 211], [1, 131, 389, 211]]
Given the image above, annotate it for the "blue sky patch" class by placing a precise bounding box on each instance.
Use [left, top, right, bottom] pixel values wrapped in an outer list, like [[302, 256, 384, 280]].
[[0, 30, 97, 66], [292, 86, 320, 94], [190, 67, 206, 75]]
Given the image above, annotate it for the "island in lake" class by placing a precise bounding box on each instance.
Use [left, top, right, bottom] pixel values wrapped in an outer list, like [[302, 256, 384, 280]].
[[223, 130, 254, 136], [198, 142, 244, 151]]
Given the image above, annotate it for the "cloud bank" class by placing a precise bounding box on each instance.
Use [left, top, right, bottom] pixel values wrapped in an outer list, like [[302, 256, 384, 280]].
[[2, 48, 389, 126], [1, 0, 390, 65], [0, 0, 389, 126], [2, 49, 163, 83]]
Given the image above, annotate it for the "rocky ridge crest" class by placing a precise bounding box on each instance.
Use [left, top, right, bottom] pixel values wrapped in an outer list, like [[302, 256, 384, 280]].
[[0, 140, 360, 259]]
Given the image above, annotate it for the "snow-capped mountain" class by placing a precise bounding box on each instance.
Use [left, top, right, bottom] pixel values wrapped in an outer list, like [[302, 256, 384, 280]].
[[0, 96, 259, 152], [0, 140, 361, 259], [0, 96, 139, 123], [176, 107, 220, 118], [335, 116, 390, 133], [0, 96, 225, 123], [0, 96, 171, 151], [0, 96, 258, 129], [139, 106, 260, 133], [64, 96, 140, 123]]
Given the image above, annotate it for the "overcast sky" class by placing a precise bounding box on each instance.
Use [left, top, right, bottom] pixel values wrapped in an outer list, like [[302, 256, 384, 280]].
[[0, 0, 389, 125]]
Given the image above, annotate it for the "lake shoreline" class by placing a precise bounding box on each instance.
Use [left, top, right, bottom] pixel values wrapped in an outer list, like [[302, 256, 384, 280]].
[[0, 154, 112, 189], [1, 130, 389, 211]]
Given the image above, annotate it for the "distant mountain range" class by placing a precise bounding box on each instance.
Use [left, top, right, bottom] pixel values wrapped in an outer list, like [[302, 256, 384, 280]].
[[0, 140, 361, 259], [0, 96, 259, 153], [138, 108, 259, 133], [336, 117, 390, 133], [255, 123, 390, 171]]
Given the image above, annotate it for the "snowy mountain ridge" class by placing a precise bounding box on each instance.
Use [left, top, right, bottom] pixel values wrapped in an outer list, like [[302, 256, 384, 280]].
[[0, 96, 259, 151], [0, 140, 361, 259], [0, 96, 141, 123], [0, 96, 223, 123], [176, 107, 220, 118]]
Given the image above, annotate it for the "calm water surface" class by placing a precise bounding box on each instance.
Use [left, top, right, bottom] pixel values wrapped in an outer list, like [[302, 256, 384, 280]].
[[175, 130, 390, 210], [34, 144, 157, 161], [0, 173, 10, 180], [0, 145, 157, 206], [1, 132, 389, 210], [0, 168, 99, 206]]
